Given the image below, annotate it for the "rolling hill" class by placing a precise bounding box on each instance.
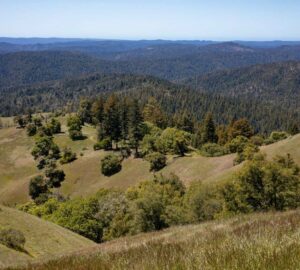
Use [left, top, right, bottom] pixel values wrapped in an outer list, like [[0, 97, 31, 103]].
[[0, 117, 299, 206], [0, 205, 94, 268], [187, 61, 300, 112], [10, 208, 300, 270]]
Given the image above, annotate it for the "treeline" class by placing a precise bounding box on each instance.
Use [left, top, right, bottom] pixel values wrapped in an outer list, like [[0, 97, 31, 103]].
[[20, 153, 300, 243], [2, 73, 298, 134]]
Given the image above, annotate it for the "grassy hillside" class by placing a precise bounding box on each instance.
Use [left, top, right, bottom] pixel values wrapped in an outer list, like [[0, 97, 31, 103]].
[[13, 209, 300, 270], [0, 119, 299, 205], [0, 206, 94, 268]]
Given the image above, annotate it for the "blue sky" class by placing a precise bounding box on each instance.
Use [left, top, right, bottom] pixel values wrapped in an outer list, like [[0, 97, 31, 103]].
[[0, 0, 299, 40]]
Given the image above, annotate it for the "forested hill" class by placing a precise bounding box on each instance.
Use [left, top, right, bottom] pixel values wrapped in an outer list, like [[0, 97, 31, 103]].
[[2, 43, 300, 88], [0, 73, 297, 133], [186, 61, 300, 112], [0, 51, 120, 88]]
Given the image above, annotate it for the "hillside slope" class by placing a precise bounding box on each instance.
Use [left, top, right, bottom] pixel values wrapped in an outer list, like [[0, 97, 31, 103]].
[[0, 206, 94, 268], [0, 118, 299, 206], [189, 61, 300, 112], [15, 209, 300, 270]]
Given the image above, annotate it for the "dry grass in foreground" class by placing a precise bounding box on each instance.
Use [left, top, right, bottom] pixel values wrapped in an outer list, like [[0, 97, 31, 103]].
[[11, 209, 300, 270]]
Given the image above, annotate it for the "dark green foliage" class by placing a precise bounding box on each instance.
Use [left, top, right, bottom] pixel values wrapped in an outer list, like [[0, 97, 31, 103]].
[[103, 95, 121, 146], [173, 111, 195, 133], [45, 168, 66, 188], [93, 138, 112, 151], [0, 229, 26, 251], [145, 152, 167, 172], [200, 143, 229, 157], [60, 148, 77, 164], [129, 99, 144, 157], [201, 113, 218, 144], [14, 115, 27, 128], [29, 175, 48, 201], [26, 123, 37, 136], [101, 154, 122, 176]]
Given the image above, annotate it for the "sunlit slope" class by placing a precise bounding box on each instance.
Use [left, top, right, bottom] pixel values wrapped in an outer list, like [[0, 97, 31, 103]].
[[0, 119, 299, 205], [0, 206, 94, 268], [20, 209, 300, 270]]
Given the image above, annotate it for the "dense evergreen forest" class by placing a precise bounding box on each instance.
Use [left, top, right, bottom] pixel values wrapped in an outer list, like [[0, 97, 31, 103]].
[[0, 41, 299, 134], [1, 73, 298, 133]]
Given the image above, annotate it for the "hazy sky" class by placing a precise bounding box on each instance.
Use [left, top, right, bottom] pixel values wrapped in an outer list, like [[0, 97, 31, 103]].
[[1, 0, 299, 40]]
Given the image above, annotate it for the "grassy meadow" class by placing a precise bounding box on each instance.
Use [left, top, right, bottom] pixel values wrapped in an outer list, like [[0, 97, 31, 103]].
[[8, 209, 300, 270], [0, 116, 299, 205]]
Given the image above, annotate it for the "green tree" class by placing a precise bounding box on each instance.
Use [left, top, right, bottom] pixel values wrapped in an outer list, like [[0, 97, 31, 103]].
[[223, 154, 300, 213], [129, 99, 144, 157], [228, 118, 254, 140], [145, 152, 167, 172], [156, 128, 190, 156], [202, 113, 218, 144], [101, 154, 122, 176], [29, 175, 49, 201], [103, 95, 121, 148], [78, 98, 93, 124], [67, 115, 83, 140]]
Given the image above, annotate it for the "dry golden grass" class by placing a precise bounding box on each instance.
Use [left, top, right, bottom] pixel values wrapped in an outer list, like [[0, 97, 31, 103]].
[[10, 209, 300, 270], [0, 206, 95, 269], [0, 120, 299, 205]]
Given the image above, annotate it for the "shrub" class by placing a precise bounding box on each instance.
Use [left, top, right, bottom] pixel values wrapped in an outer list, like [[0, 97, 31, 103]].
[[0, 229, 26, 251], [48, 118, 61, 134], [101, 154, 122, 176], [269, 131, 288, 142], [145, 152, 167, 171], [26, 123, 37, 136], [60, 148, 77, 164], [250, 135, 264, 146], [93, 138, 112, 151], [69, 130, 83, 140], [200, 143, 228, 157], [228, 136, 249, 153]]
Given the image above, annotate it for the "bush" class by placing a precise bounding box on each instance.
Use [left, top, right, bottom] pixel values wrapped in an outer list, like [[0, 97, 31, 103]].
[[228, 136, 249, 153], [250, 135, 264, 146], [94, 138, 112, 151], [48, 118, 61, 134], [200, 143, 228, 157], [145, 152, 167, 171], [26, 123, 37, 136], [269, 131, 288, 142], [60, 148, 77, 164], [101, 154, 122, 176], [0, 229, 26, 251], [69, 130, 83, 140]]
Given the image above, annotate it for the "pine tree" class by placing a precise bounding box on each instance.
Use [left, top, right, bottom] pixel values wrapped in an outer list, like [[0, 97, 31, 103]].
[[202, 113, 218, 144], [91, 97, 105, 125], [103, 94, 121, 149], [129, 99, 144, 157]]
